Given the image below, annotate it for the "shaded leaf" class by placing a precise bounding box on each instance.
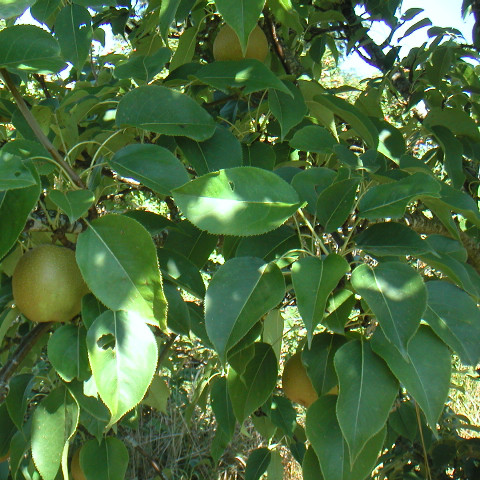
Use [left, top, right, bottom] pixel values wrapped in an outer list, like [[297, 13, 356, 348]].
[[47, 325, 90, 382], [116, 85, 216, 141], [0, 153, 36, 190], [290, 125, 337, 153], [351, 262, 426, 358], [177, 125, 243, 175], [423, 280, 480, 365], [205, 257, 284, 362], [114, 48, 171, 82], [334, 340, 398, 464], [316, 178, 359, 233], [292, 255, 349, 344], [358, 172, 440, 220], [245, 447, 271, 480], [48, 189, 95, 223], [371, 325, 451, 428], [0, 25, 65, 73], [55, 4, 92, 72], [195, 59, 291, 95], [109, 144, 189, 196], [79, 437, 129, 480], [355, 222, 431, 257], [269, 81, 308, 140], [211, 376, 236, 440]]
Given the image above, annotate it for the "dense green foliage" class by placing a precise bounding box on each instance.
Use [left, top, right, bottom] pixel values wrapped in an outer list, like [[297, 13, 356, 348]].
[[0, 0, 479, 479]]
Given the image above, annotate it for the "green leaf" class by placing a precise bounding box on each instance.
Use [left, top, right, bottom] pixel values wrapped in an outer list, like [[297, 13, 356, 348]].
[[211, 376, 236, 440], [76, 214, 167, 328], [0, 404, 16, 459], [324, 289, 355, 334], [123, 210, 176, 236], [79, 437, 129, 480], [419, 235, 480, 298], [0, 153, 36, 190], [313, 93, 379, 148], [31, 386, 79, 480], [302, 332, 346, 395], [334, 340, 398, 464], [177, 125, 243, 175], [268, 395, 297, 437], [292, 255, 349, 345], [163, 219, 217, 268], [48, 189, 95, 223], [242, 142, 276, 170], [351, 262, 426, 358], [214, 0, 266, 53], [355, 222, 431, 257], [0, 167, 40, 261], [172, 167, 302, 236], [302, 446, 324, 480], [430, 125, 465, 189], [236, 225, 300, 264], [316, 178, 360, 233], [306, 395, 387, 480], [170, 26, 199, 70], [371, 325, 451, 428], [371, 118, 406, 164], [195, 59, 291, 96], [291, 167, 336, 215], [0, 0, 34, 19], [47, 325, 90, 382], [262, 309, 284, 361], [114, 48, 171, 83], [358, 172, 440, 220], [228, 343, 278, 423], [109, 144, 189, 196], [116, 85, 216, 141], [245, 447, 271, 480], [157, 247, 205, 298], [164, 282, 190, 335], [424, 106, 480, 141], [159, 0, 181, 41], [289, 125, 337, 153], [205, 257, 284, 362], [269, 81, 308, 140], [81, 293, 107, 330], [30, 0, 61, 24], [5, 374, 33, 430], [55, 4, 92, 72], [86, 310, 158, 427], [0, 25, 65, 73], [143, 376, 170, 413], [423, 280, 480, 366], [426, 182, 480, 227]]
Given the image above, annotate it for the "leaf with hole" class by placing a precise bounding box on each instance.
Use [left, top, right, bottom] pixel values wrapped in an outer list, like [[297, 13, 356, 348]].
[[86, 310, 158, 427]]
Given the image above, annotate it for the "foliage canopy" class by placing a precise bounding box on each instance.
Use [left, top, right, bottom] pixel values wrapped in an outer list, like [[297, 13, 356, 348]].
[[0, 0, 479, 479]]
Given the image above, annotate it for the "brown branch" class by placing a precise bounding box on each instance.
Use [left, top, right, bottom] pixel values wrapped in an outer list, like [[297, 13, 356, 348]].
[[0, 68, 86, 189], [0, 322, 52, 402]]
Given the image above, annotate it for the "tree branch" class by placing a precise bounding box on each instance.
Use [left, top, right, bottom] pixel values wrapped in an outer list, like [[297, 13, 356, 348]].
[[0, 322, 52, 402], [0, 68, 86, 189]]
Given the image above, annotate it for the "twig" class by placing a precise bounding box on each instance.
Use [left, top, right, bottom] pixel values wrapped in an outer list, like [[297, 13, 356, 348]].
[[0, 322, 52, 402], [0, 68, 86, 189]]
